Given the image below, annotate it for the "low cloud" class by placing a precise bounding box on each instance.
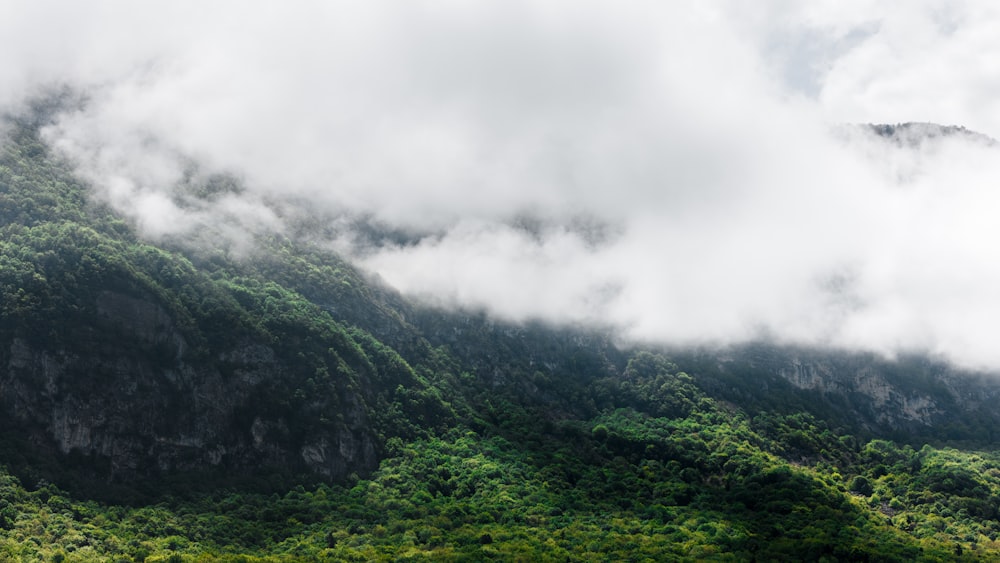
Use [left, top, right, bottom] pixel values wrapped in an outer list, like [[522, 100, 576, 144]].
[[5, 1, 1000, 368]]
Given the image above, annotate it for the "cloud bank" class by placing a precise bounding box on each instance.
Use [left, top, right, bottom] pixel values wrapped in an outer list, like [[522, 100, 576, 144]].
[[4, 1, 1000, 368]]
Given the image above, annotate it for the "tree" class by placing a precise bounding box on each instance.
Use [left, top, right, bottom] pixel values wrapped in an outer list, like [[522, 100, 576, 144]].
[[849, 476, 874, 496]]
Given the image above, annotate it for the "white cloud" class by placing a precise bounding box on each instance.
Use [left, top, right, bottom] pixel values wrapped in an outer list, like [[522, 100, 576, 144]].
[[4, 1, 1000, 368], [815, 1, 1000, 138]]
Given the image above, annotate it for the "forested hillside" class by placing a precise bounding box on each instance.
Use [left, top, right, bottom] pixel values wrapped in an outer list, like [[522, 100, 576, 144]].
[[4, 111, 1000, 561]]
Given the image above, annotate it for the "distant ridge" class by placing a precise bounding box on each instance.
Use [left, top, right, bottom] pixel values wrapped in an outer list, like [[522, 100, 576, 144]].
[[867, 121, 998, 146]]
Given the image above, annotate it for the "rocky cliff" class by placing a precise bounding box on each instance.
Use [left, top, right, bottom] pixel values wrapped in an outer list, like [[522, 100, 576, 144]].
[[690, 344, 1000, 441], [0, 289, 378, 481]]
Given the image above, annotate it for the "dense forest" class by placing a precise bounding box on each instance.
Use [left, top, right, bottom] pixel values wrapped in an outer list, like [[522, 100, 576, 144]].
[[4, 107, 1000, 561]]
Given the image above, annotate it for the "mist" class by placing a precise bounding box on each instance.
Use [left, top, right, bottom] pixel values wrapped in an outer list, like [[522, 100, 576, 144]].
[[5, 1, 1000, 368]]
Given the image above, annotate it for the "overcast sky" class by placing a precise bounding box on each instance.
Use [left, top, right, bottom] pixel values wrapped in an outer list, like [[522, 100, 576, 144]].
[[4, 1, 1000, 368]]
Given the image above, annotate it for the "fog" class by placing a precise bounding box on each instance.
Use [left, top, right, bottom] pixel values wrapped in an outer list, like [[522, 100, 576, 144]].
[[4, 1, 1000, 368]]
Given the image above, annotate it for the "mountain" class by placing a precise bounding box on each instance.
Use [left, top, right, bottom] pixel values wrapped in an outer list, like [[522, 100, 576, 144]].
[[868, 122, 998, 146], [3, 112, 1000, 560]]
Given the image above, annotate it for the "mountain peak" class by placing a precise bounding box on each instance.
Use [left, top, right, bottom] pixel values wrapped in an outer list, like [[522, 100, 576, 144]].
[[867, 121, 998, 146]]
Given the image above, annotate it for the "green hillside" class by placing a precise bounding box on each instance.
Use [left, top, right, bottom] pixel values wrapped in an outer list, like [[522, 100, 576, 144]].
[[3, 112, 1000, 561]]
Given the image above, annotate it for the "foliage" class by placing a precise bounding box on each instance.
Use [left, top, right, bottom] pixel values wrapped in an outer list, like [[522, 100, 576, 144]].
[[3, 105, 1000, 561]]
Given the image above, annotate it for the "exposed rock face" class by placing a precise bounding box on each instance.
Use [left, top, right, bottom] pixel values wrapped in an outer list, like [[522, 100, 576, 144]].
[[708, 345, 1000, 437], [0, 290, 378, 482], [777, 358, 942, 427]]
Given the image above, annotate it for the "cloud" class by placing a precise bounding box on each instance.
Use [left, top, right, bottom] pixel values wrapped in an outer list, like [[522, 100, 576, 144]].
[[807, 1, 1000, 136], [4, 1, 1000, 368]]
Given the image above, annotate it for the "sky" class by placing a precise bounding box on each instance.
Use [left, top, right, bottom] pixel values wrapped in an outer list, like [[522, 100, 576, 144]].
[[3, 1, 1000, 368]]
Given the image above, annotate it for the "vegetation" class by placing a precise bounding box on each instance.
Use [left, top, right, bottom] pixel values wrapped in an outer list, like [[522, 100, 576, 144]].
[[4, 381, 1000, 561], [4, 105, 1000, 560]]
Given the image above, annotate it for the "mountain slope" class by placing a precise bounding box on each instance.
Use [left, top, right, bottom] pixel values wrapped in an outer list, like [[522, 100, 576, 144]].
[[0, 120, 462, 487], [4, 113, 1000, 560]]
